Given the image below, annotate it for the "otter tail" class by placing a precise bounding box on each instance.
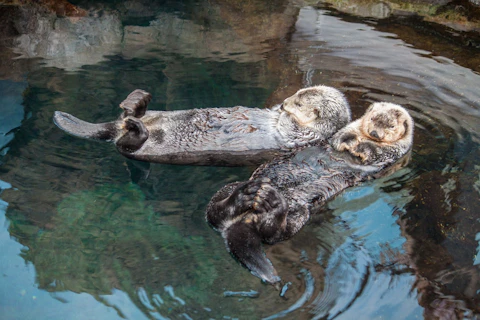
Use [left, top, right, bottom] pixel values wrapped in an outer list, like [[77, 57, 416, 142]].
[[223, 220, 281, 286], [53, 111, 118, 142]]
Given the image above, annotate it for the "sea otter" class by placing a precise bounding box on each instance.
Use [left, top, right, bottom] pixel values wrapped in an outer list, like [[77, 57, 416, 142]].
[[53, 86, 351, 166], [330, 102, 413, 165], [205, 102, 414, 285]]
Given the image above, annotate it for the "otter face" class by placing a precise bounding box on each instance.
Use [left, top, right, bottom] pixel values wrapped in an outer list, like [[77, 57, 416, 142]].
[[280, 85, 350, 129], [281, 89, 321, 127], [361, 102, 411, 143]]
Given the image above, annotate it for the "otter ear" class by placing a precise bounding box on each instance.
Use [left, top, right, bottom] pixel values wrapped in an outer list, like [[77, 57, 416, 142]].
[[224, 221, 281, 285], [364, 103, 376, 114], [393, 110, 403, 118], [403, 119, 409, 134]]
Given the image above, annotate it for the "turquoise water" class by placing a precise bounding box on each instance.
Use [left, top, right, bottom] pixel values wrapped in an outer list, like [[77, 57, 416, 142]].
[[1, 1, 479, 319]]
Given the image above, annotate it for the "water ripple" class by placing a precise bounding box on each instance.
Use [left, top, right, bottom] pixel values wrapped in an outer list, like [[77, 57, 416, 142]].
[[310, 239, 372, 319], [263, 269, 315, 320], [223, 289, 259, 298]]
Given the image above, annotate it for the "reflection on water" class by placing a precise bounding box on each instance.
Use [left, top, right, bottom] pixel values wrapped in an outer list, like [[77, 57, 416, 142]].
[[0, 1, 479, 319]]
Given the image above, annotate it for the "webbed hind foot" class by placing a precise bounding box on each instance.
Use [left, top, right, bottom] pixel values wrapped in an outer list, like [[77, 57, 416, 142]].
[[120, 89, 152, 118], [251, 181, 287, 215], [220, 178, 274, 218], [116, 116, 149, 153], [224, 219, 281, 286], [250, 181, 288, 241]]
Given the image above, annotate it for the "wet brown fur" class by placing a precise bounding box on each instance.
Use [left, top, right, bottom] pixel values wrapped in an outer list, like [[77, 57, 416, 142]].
[[206, 103, 414, 285]]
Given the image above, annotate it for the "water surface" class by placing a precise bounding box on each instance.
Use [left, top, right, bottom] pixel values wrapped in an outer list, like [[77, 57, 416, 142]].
[[0, 1, 479, 319]]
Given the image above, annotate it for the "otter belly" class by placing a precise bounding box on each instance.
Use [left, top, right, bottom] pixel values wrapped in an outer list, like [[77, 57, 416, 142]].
[[125, 107, 288, 166]]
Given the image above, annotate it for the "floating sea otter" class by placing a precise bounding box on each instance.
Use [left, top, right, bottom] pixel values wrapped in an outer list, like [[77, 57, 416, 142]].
[[53, 86, 351, 166], [205, 102, 414, 285], [330, 102, 413, 165]]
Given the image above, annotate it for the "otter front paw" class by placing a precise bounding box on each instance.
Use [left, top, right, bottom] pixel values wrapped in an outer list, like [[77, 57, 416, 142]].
[[226, 178, 274, 216], [333, 132, 358, 152], [352, 141, 380, 164], [252, 182, 287, 215]]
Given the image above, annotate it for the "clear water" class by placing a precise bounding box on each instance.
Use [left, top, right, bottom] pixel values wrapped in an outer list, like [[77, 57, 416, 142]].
[[1, 1, 479, 319]]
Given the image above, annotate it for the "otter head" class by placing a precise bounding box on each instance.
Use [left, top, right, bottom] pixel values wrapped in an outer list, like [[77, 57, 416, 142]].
[[280, 85, 351, 130], [360, 102, 413, 143]]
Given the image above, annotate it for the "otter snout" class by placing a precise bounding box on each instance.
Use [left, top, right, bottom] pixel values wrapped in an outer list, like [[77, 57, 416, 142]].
[[370, 130, 380, 140]]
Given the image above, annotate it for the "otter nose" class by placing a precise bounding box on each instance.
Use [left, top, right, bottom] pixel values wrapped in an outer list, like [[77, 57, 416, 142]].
[[370, 130, 380, 139]]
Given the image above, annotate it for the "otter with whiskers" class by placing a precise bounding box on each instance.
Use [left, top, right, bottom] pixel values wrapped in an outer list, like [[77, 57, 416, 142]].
[[330, 102, 413, 165], [53, 86, 351, 166], [206, 102, 414, 285]]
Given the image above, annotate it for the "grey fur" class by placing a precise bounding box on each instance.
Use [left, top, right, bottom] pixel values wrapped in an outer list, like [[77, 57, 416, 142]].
[[205, 103, 414, 285], [53, 86, 351, 166]]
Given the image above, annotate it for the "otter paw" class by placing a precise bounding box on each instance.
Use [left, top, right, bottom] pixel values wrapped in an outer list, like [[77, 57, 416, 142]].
[[120, 89, 152, 118], [116, 117, 149, 153], [352, 141, 380, 164], [228, 178, 272, 214], [252, 183, 286, 215], [334, 132, 358, 151]]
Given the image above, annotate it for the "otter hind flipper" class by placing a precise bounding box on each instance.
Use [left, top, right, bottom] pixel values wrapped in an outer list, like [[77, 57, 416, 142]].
[[224, 220, 281, 286], [53, 111, 118, 142], [116, 116, 149, 153], [120, 89, 152, 118]]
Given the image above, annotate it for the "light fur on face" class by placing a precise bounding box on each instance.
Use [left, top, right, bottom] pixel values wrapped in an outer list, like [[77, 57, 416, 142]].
[[330, 102, 414, 165], [281, 85, 351, 130], [361, 102, 411, 143]]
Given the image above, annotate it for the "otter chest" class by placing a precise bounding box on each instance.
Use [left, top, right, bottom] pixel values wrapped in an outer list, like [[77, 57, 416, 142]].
[[177, 107, 282, 152]]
